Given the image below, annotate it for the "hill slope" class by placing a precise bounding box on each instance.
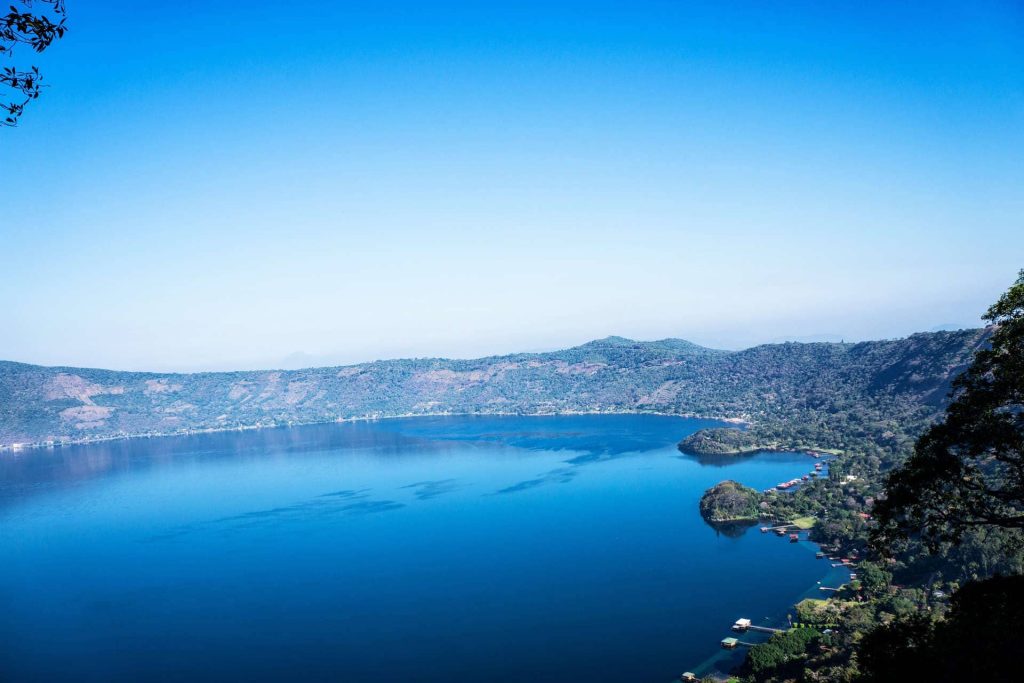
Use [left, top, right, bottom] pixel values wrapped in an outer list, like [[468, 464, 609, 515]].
[[0, 330, 988, 450]]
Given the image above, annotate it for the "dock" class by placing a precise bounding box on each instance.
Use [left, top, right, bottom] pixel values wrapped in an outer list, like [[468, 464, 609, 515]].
[[721, 637, 755, 649], [732, 618, 783, 634]]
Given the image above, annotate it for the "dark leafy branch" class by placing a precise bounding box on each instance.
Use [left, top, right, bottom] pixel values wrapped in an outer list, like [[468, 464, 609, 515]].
[[873, 270, 1024, 551], [1, 0, 67, 126]]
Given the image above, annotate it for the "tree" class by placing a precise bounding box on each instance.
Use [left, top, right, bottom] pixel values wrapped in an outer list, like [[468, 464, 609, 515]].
[[744, 628, 821, 682], [858, 575, 1024, 682], [874, 270, 1024, 550], [855, 561, 891, 597], [698, 480, 761, 522], [2, 0, 67, 126], [857, 611, 937, 683]]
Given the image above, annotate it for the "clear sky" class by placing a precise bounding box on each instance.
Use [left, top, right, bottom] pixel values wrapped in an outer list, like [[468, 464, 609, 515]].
[[2, 1, 1022, 371]]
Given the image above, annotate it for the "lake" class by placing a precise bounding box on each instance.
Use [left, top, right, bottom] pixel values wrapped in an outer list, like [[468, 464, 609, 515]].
[[0, 414, 844, 682]]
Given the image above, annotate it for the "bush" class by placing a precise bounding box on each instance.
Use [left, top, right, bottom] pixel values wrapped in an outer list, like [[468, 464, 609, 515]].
[[745, 628, 821, 681]]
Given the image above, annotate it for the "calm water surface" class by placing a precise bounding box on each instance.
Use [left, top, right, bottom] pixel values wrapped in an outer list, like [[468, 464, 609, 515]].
[[0, 415, 839, 682]]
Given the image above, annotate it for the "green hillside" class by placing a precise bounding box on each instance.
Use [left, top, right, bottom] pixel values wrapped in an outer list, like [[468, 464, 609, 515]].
[[0, 329, 987, 455]]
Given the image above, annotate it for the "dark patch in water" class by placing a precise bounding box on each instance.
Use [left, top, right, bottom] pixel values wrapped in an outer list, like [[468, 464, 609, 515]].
[[495, 467, 577, 494], [401, 479, 461, 500], [342, 500, 406, 515], [676, 452, 760, 467], [706, 519, 759, 539], [318, 488, 370, 499], [146, 488, 403, 540]]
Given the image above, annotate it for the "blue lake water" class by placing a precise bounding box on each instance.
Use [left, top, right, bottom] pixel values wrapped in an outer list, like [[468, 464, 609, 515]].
[[0, 415, 842, 682]]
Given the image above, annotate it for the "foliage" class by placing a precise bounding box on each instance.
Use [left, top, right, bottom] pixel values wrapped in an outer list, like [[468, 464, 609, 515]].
[[678, 427, 761, 456], [685, 273, 1024, 682], [874, 271, 1024, 550], [745, 628, 822, 682], [793, 598, 830, 625], [699, 480, 761, 522], [1, 0, 66, 126], [0, 330, 987, 450], [858, 574, 1024, 682], [854, 562, 891, 598], [846, 272, 1024, 683], [856, 611, 937, 683]]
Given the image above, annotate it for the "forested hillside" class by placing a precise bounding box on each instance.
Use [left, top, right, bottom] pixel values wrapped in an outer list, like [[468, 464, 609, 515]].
[[0, 330, 987, 450]]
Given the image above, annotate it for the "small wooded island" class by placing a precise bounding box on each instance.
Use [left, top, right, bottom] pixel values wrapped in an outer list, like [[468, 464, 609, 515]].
[[678, 427, 766, 457], [698, 480, 762, 523]]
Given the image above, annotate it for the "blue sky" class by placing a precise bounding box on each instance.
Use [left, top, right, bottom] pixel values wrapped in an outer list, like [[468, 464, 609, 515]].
[[2, 1, 1022, 371]]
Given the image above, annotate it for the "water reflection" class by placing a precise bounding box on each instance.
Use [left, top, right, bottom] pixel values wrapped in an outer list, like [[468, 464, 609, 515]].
[[706, 519, 759, 538], [1, 415, 731, 509], [676, 450, 763, 467], [147, 488, 406, 541], [0, 421, 438, 509], [401, 479, 462, 500], [495, 466, 578, 494]]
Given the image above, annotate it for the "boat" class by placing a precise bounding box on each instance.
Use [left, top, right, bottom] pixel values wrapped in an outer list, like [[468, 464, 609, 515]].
[[789, 533, 799, 542], [760, 527, 769, 533]]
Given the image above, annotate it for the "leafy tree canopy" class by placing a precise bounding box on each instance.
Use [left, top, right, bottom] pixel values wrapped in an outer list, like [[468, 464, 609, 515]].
[[858, 574, 1024, 682], [874, 270, 1024, 550]]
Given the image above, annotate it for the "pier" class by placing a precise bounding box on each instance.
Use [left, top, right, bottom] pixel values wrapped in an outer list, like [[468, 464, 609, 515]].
[[681, 618, 786, 678], [732, 618, 783, 634], [720, 637, 756, 649]]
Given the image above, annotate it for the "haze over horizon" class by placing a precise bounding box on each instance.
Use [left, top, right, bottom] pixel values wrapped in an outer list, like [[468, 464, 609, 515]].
[[0, 324, 991, 374], [3, 1, 1022, 372]]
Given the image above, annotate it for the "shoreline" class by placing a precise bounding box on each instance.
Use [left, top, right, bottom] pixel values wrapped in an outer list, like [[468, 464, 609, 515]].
[[0, 409, 753, 454], [686, 552, 852, 681], [687, 522, 851, 681], [680, 444, 844, 459], [686, 450, 848, 680], [3, 406, 849, 681]]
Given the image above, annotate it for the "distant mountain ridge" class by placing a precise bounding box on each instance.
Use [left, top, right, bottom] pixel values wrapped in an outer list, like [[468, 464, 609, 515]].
[[0, 330, 989, 449]]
